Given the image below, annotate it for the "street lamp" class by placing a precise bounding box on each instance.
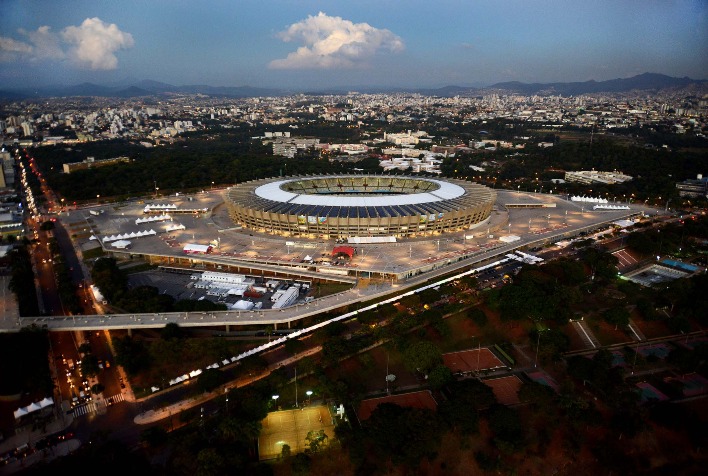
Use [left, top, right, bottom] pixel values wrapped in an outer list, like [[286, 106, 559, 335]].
[[272, 394, 279, 409], [534, 330, 546, 368], [306, 390, 313, 405]]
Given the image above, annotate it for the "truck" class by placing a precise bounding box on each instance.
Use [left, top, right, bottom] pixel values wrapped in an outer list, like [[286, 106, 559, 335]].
[[67, 359, 75, 371], [183, 243, 213, 254], [244, 289, 264, 299]]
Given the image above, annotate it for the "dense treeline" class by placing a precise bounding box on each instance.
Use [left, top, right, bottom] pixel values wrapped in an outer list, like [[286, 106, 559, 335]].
[[44, 237, 82, 315], [8, 243, 40, 317], [0, 327, 52, 396], [440, 137, 706, 204], [31, 130, 361, 201]]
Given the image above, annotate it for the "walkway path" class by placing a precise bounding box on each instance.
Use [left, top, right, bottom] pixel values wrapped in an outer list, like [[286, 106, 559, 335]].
[[133, 346, 322, 425], [571, 319, 600, 349]]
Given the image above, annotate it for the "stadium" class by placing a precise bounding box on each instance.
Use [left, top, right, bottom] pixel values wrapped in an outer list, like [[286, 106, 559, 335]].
[[225, 175, 495, 239]]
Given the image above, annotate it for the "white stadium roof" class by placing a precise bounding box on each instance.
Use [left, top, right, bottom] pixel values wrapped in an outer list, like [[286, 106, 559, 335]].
[[254, 178, 465, 207]]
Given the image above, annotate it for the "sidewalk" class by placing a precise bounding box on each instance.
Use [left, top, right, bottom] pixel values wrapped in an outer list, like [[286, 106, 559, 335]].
[[0, 438, 81, 475], [133, 346, 322, 425], [0, 410, 76, 473]]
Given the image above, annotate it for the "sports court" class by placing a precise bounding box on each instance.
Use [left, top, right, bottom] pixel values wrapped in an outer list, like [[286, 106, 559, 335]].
[[612, 249, 638, 270], [636, 382, 669, 403], [637, 343, 671, 359], [665, 373, 708, 397], [526, 370, 560, 392], [483, 375, 523, 405], [357, 390, 437, 422], [442, 348, 507, 375], [623, 264, 689, 287], [259, 405, 335, 460]]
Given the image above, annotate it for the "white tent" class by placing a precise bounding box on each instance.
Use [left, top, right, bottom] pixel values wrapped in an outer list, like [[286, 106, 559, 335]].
[[38, 397, 54, 408], [111, 240, 132, 249], [231, 300, 254, 310], [13, 407, 29, 419], [499, 235, 521, 243]]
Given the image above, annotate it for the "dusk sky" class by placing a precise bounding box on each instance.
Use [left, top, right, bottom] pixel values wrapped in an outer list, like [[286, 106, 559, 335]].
[[1, 0, 706, 89]]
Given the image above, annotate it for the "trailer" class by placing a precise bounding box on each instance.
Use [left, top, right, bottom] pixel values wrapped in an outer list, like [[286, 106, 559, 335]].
[[183, 243, 213, 254]]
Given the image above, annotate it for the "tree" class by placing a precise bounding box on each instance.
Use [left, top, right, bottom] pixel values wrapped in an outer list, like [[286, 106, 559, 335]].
[[196, 447, 226, 476], [402, 341, 442, 375], [80, 354, 100, 377], [459, 275, 478, 289], [518, 381, 555, 407], [487, 404, 524, 452], [427, 364, 453, 390], [467, 307, 488, 327], [114, 335, 152, 376], [377, 303, 399, 320], [280, 444, 291, 459], [217, 416, 262, 443], [365, 403, 443, 466], [602, 306, 630, 328], [305, 429, 329, 453], [531, 328, 570, 363], [284, 337, 305, 356], [161, 322, 184, 340], [196, 368, 225, 393], [140, 426, 167, 448]]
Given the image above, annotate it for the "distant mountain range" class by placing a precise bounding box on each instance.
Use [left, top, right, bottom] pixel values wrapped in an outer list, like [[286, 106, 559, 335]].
[[1, 73, 705, 100]]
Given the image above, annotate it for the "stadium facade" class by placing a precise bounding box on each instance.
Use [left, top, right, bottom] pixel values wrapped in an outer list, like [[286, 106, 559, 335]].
[[225, 175, 495, 239]]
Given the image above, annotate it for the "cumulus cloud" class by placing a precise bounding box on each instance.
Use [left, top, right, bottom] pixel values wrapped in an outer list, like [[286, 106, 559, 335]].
[[19, 26, 65, 60], [269, 12, 404, 69], [0, 18, 133, 70], [62, 18, 134, 70], [0, 37, 32, 54]]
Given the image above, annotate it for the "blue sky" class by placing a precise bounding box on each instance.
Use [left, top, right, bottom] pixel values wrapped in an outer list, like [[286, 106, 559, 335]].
[[1, 0, 706, 89]]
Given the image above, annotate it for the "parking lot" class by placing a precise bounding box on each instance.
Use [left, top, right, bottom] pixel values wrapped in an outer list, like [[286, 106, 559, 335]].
[[126, 268, 311, 310]]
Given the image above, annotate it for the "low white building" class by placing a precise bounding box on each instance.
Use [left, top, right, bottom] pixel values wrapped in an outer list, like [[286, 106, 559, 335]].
[[565, 170, 633, 185]]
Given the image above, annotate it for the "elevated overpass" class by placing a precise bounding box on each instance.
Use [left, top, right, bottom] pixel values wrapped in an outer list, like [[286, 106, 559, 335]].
[[1, 205, 652, 334]]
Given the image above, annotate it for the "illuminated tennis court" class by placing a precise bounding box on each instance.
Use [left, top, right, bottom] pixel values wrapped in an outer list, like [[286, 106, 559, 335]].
[[259, 405, 335, 460]]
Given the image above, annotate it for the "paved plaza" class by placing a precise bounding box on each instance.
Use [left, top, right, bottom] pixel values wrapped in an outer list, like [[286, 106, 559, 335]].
[[63, 188, 648, 280]]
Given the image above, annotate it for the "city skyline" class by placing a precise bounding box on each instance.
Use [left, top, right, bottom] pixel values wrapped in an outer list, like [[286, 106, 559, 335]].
[[1, 0, 706, 90]]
